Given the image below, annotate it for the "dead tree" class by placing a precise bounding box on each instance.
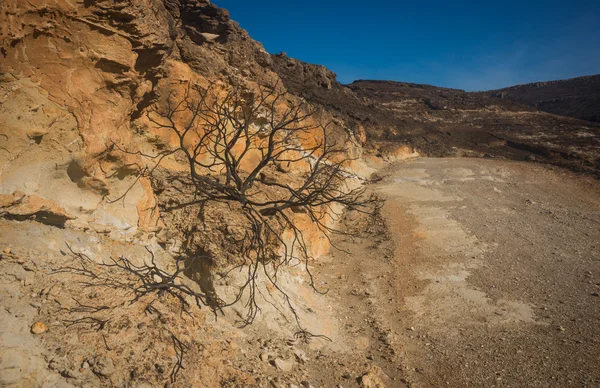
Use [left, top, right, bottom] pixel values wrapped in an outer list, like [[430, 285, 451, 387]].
[[126, 81, 376, 333]]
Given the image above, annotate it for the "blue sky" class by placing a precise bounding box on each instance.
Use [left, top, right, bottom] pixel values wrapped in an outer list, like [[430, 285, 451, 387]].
[[213, 0, 600, 91]]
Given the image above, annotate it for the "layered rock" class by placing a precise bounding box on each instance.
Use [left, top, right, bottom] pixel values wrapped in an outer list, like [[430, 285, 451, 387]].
[[0, 0, 367, 274]]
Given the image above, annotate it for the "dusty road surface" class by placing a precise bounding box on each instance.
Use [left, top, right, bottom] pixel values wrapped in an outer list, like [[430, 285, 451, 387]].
[[317, 158, 600, 387]]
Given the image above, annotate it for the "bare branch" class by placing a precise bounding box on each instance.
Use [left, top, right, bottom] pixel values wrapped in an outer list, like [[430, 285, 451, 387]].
[[113, 80, 378, 333]]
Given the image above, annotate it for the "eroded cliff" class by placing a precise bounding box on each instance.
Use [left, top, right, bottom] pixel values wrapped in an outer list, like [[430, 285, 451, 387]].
[[0, 1, 374, 386]]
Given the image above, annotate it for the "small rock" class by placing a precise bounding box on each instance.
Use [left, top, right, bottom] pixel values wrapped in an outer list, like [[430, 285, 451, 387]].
[[301, 382, 315, 388], [48, 360, 62, 371], [360, 366, 387, 388], [294, 349, 309, 363], [92, 356, 116, 377], [273, 357, 294, 372], [260, 352, 269, 362], [156, 229, 169, 244], [31, 321, 48, 334], [137, 322, 147, 330], [200, 32, 220, 42], [82, 361, 90, 369], [3, 247, 11, 254]]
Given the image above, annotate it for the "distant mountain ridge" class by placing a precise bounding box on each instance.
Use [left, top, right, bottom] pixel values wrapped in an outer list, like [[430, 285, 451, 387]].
[[482, 74, 600, 122]]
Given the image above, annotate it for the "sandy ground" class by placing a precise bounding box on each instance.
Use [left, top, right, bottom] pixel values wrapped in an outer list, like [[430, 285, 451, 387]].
[[315, 157, 600, 387]]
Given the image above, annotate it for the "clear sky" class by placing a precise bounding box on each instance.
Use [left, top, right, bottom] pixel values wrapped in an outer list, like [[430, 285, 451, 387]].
[[213, 0, 600, 91]]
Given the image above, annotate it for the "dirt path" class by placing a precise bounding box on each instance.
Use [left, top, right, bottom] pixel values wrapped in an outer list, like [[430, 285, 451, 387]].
[[317, 158, 600, 387]]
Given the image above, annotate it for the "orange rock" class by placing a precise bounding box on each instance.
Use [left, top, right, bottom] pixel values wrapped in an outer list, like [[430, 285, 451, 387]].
[[360, 365, 388, 388], [0, 191, 26, 208], [136, 177, 161, 231], [30, 321, 47, 334], [0, 193, 75, 226]]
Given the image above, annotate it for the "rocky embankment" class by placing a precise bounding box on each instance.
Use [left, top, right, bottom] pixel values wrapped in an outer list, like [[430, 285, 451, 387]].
[[0, 1, 374, 386]]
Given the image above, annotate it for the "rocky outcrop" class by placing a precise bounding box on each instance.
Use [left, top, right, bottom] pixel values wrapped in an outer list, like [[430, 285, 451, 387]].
[[271, 53, 338, 91], [0, 0, 369, 281], [1, 0, 171, 236], [0, 1, 334, 237], [0, 191, 74, 226]]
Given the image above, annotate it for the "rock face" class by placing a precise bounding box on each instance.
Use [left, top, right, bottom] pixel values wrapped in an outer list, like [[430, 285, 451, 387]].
[[0, 11, 368, 376], [1, 0, 172, 236], [483, 74, 600, 123], [0, 0, 353, 248]]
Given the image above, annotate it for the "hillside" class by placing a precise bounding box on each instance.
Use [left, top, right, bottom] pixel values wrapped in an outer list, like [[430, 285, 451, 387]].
[[271, 55, 600, 176], [483, 74, 600, 122]]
